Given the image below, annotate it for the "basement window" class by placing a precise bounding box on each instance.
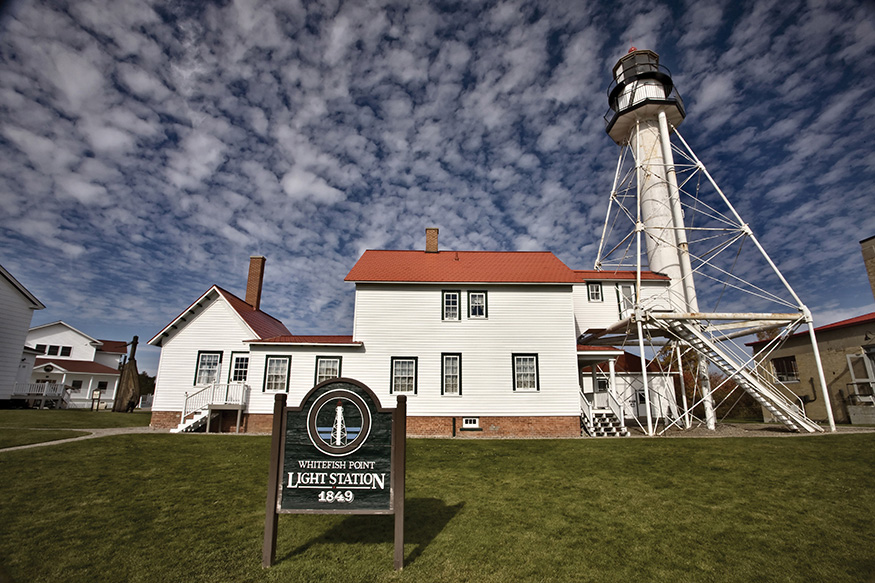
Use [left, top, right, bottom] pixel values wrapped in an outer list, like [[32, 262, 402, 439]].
[[461, 417, 480, 430]]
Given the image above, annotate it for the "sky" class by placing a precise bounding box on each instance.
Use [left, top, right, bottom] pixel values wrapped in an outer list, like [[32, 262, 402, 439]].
[[1, 0, 874, 375]]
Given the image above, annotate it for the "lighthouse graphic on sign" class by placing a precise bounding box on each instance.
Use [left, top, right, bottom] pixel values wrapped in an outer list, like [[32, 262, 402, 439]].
[[330, 400, 347, 446]]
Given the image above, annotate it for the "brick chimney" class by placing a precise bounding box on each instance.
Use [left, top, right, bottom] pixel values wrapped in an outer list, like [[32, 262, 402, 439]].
[[426, 228, 439, 253], [245, 256, 266, 310], [862, 236, 875, 301]]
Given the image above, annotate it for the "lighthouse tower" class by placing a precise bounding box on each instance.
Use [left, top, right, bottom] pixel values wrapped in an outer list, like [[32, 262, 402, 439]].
[[604, 49, 715, 429], [605, 48, 695, 313], [587, 49, 836, 435]]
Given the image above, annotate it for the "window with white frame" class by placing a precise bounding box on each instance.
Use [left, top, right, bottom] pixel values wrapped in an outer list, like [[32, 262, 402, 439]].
[[442, 353, 461, 395], [230, 354, 249, 383], [587, 283, 603, 302], [391, 357, 417, 394], [35, 344, 46, 354], [772, 356, 799, 382], [512, 354, 539, 392], [315, 356, 342, 384], [468, 291, 487, 318], [60, 346, 72, 357], [264, 356, 290, 392], [442, 290, 461, 321], [618, 284, 636, 313], [462, 417, 479, 429], [194, 351, 222, 385]]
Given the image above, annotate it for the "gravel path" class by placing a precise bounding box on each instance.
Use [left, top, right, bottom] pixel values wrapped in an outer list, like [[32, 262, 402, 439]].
[[0, 426, 168, 452]]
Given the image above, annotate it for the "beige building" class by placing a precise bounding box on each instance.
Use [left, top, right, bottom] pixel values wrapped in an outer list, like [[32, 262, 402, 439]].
[[749, 236, 875, 425]]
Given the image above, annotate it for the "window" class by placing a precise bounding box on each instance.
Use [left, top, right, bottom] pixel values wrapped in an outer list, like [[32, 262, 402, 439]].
[[59, 346, 72, 357], [71, 380, 83, 391], [618, 284, 636, 313], [194, 351, 222, 385], [35, 344, 46, 354], [468, 291, 487, 318], [264, 356, 290, 392], [772, 356, 799, 382], [512, 354, 539, 392], [47, 345, 59, 356], [442, 290, 460, 321], [462, 417, 479, 429], [97, 381, 108, 391], [391, 357, 417, 394], [442, 354, 462, 396], [230, 354, 249, 383], [315, 356, 342, 385], [588, 283, 603, 302]]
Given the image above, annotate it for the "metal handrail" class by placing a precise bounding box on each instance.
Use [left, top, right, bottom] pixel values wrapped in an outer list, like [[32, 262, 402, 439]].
[[182, 383, 249, 420]]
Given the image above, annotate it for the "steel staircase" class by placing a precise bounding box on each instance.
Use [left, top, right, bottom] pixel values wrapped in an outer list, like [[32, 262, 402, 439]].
[[653, 317, 822, 433], [582, 410, 630, 437]]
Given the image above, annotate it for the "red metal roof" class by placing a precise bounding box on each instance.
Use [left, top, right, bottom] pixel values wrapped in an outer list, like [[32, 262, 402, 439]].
[[747, 312, 875, 347], [149, 286, 290, 346], [573, 269, 670, 281], [345, 250, 579, 283], [214, 287, 291, 339], [580, 351, 661, 373], [35, 358, 120, 375], [254, 335, 361, 345], [96, 340, 128, 354]]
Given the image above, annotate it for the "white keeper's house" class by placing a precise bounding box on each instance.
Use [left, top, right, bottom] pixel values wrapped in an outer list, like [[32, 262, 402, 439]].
[[149, 230, 676, 437], [23, 322, 128, 409]]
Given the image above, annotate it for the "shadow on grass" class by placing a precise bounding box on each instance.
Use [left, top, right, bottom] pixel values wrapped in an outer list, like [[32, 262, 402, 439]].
[[280, 497, 464, 567]]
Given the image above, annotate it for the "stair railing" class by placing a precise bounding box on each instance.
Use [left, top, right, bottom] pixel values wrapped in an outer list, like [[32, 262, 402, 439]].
[[606, 391, 626, 429], [182, 383, 250, 422], [579, 390, 594, 426]]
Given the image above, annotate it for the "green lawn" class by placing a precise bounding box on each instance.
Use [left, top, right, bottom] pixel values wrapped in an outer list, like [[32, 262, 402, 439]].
[[0, 409, 151, 429], [1, 434, 873, 583], [0, 428, 90, 448]]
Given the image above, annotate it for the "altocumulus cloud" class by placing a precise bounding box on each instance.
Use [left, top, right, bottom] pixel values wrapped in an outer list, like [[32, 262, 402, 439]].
[[0, 0, 873, 374]]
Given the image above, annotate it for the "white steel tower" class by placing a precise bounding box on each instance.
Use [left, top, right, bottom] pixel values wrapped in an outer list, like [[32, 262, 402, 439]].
[[586, 49, 836, 435]]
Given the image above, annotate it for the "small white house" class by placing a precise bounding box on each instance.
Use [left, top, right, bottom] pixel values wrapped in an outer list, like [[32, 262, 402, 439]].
[[24, 322, 127, 409], [149, 233, 678, 437], [0, 262, 45, 402]]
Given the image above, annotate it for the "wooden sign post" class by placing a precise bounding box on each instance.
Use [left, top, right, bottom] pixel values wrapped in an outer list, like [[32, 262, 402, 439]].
[[263, 378, 407, 570]]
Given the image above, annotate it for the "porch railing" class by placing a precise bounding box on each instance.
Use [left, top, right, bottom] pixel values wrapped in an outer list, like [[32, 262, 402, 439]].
[[13, 382, 67, 397], [182, 383, 249, 420]]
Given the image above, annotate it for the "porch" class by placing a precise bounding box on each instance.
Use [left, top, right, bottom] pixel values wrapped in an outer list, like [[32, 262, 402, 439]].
[[12, 382, 71, 409], [172, 383, 250, 433]]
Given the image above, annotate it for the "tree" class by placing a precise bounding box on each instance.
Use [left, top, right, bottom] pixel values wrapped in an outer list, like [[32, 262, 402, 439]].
[[138, 371, 156, 395]]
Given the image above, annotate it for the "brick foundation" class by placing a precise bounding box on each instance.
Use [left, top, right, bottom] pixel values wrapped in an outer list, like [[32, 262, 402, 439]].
[[152, 410, 580, 438], [408, 416, 580, 438]]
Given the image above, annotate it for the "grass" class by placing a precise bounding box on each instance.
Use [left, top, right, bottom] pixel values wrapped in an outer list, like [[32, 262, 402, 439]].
[[0, 428, 90, 448], [0, 434, 873, 583], [0, 409, 151, 429]]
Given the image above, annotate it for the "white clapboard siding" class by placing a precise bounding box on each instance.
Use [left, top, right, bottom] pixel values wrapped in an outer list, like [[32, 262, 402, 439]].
[[26, 323, 98, 361], [572, 280, 672, 335], [281, 283, 580, 417], [0, 278, 37, 398], [151, 297, 255, 412]]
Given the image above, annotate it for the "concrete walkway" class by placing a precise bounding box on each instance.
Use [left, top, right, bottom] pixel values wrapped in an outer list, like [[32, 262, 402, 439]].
[[0, 426, 168, 452]]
